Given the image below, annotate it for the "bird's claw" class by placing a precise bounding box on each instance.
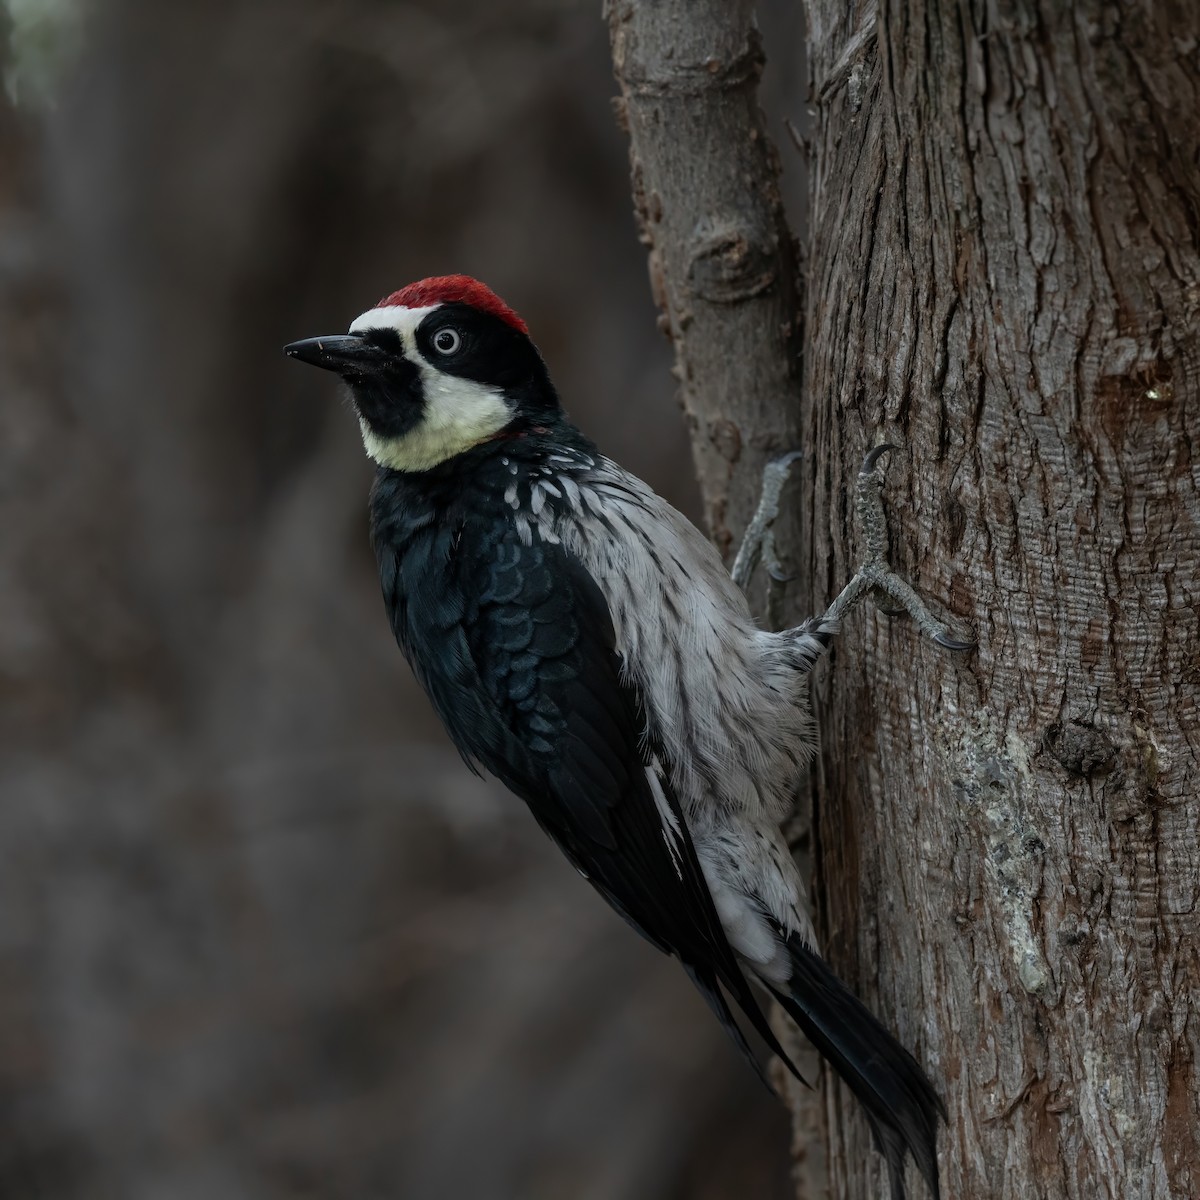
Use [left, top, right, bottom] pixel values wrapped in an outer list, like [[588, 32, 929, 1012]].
[[731, 451, 803, 594], [933, 629, 976, 652], [769, 449, 805, 475], [860, 443, 897, 476], [734, 444, 974, 652], [823, 444, 974, 653]]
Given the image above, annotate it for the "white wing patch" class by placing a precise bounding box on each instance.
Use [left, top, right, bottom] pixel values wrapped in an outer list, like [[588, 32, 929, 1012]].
[[645, 759, 684, 880]]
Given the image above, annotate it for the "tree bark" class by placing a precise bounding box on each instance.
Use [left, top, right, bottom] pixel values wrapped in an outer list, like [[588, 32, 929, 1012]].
[[610, 1, 1200, 1198]]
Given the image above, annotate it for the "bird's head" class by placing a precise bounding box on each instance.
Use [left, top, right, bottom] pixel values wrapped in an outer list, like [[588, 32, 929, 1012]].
[[285, 275, 557, 473]]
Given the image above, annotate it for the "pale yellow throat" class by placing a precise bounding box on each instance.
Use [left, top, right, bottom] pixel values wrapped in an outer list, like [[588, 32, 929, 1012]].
[[357, 371, 512, 472]]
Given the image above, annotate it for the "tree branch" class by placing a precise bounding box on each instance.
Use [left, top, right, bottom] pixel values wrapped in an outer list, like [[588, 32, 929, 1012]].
[[605, 0, 803, 568]]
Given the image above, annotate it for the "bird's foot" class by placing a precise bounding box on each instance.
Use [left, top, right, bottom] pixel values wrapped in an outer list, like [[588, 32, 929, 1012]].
[[731, 450, 803, 592], [822, 445, 974, 651], [731, 451, 803, 629]]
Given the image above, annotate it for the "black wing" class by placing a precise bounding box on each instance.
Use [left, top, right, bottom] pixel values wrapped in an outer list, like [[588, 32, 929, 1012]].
[[379, 516, 799, 1085]]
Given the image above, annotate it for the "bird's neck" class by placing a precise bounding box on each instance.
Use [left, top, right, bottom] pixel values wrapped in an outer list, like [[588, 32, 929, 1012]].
[[370, 413, 596, 524]]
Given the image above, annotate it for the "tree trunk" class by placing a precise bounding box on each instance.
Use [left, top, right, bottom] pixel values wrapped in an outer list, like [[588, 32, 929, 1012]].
[[611, 1, 1200, 1197]]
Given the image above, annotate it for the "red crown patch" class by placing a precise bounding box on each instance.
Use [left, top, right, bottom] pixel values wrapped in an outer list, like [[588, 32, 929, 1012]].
[[377, 275, 528, 334]]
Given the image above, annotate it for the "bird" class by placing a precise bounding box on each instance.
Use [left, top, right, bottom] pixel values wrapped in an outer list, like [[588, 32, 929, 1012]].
[[285, 274, 968, 1199]]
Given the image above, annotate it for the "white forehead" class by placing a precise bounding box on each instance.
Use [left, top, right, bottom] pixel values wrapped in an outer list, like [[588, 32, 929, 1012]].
[[348, 303, 440, 351]]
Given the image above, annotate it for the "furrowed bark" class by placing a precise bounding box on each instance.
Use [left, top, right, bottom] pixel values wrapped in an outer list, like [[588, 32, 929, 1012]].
[[611, 0, 1200, 1198], [799, 2, 1200, 1196]]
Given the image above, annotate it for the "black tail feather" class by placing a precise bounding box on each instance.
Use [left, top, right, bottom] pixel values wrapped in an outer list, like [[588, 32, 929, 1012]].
[[771, 936, 944, 1200], [682, 960, 808, 1095]]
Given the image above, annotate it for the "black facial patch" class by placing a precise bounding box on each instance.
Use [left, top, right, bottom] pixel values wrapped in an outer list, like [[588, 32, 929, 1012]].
[[415, 303, 549, 398], [347, 349, 424, 441], [359, 327, 405, 355]]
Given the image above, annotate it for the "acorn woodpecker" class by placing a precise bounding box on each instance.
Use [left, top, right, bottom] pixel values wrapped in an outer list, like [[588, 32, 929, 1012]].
[[285, 275, 969, 1199]]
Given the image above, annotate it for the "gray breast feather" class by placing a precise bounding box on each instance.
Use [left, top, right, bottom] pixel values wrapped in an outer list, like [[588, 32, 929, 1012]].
[[503, 452, 821, 956], [549, 458, 819, 828]]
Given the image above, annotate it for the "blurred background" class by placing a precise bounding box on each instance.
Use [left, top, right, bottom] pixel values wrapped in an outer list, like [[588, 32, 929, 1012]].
[[1, 2, 806, 1196]]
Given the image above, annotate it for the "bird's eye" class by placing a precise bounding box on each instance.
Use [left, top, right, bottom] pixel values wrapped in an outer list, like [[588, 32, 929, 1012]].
[[432, 327, 461, 355]]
